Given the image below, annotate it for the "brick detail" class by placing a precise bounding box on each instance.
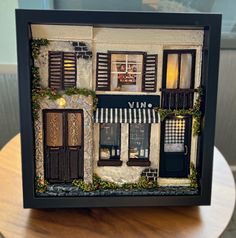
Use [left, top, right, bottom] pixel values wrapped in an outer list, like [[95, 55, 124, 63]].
[[71, 41, 92, 60], [141, 168, 158, 182]]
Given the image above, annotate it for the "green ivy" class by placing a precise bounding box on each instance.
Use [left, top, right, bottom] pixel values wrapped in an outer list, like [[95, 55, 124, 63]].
[[156, 87, 203, 136], [31, 68, 97, 120], [35, 176, 49, 193], [32, 38, 49, 59], [72, 174, 158, 192], [188, 162, 198, 189]]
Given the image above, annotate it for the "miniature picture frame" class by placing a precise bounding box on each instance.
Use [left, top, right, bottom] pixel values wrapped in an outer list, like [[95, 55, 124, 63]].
[[16, 9, 221, 208]]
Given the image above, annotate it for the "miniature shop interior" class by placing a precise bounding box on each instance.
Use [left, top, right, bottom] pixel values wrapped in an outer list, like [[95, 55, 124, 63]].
[[31, 24, 203, 196]]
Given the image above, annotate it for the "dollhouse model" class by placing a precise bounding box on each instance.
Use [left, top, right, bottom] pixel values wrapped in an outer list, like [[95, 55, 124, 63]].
[[30, 24, 203, 197]]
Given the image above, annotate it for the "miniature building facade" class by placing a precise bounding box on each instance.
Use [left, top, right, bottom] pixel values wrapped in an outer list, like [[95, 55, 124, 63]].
[[31, 24, 203, 190]]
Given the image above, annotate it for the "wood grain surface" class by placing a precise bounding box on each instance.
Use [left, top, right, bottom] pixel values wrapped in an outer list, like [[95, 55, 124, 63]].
[[0, 134, 235, 238]]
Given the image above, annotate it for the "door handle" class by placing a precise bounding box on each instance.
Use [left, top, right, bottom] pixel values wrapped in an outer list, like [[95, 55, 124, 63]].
[[184, 145, 188, 156]]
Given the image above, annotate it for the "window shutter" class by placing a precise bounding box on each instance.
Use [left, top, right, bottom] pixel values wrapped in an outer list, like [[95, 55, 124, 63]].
[[63, 52, 77, 89], [48, 51, 63, 90], [96, 52, 110, 91], [143, 54, 158, 92]]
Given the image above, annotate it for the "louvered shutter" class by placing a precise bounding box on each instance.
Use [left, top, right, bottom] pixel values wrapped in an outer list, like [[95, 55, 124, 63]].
[[96, 52, 110, 91], [48, 51, 63, 90], [63, 52, 77, 89], [143, 54, 158, 92]]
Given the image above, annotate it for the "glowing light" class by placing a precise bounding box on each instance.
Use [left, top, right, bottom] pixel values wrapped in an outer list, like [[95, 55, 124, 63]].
[[176, 115, 184, 119], [166, 54, 179, 88], [57, 97, 66, 107]]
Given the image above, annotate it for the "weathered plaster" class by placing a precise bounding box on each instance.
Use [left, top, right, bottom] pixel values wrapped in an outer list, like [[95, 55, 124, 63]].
[[158, 178, 190, 186], [34, 94, 94, 183], [34, 41, 93, 90], [31, 25, 93, 41], [93, 28, 204, 45]]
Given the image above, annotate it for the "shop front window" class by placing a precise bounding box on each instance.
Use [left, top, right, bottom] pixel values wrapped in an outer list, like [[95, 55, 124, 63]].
[[98, 123, 122, 166], [127, 124, 151, 166]]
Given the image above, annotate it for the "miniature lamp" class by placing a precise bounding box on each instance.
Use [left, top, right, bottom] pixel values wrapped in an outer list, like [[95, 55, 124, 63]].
[[57, 97, 66, 107]]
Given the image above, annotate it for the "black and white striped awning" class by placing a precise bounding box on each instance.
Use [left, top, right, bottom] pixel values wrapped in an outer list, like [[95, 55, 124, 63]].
[[94, 108, 160, 124]]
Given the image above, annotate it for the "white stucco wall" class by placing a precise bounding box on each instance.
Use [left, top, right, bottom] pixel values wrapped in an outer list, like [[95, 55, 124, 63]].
[[33, 41, 93, 90]]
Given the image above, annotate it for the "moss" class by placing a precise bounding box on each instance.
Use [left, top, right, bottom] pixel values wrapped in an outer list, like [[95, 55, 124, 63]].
[[156, 87, 203, 136], [35, 176, 49, 193], [72, 174, 158, 192], [188, 162, 198, 189], [32, 38, 49, 59]]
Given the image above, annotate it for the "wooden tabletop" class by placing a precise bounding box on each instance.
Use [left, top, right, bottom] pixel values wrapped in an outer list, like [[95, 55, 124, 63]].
[[0, 134, 235, 238]]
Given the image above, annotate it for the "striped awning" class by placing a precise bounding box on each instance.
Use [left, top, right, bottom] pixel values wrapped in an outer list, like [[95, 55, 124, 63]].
[[94, 108, 160, 124]]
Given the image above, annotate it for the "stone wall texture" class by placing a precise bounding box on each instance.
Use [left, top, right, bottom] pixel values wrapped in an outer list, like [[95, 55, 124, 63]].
[[34, 94, 94, 184]]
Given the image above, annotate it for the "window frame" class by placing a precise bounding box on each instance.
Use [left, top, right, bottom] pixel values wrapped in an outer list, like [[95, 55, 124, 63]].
[[127, 123, 151, 167], [98, 123, 122, 167], [108, 51, 145, 92], [48, 51, 77, 90], [162, 49, 196, 90]]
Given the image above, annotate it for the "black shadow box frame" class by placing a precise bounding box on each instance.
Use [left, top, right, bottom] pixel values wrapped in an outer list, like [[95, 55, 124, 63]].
[[15, 9, 221, 208]]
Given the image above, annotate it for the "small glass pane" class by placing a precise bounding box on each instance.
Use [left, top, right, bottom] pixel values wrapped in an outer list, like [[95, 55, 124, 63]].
[[166, 54, 179, 89], [164, 119, 185, 152], [129, 124, 150, 159], [67, 113, 82, 146], [110, 53, 143, 92], [100, 123, 120, 160], [180, 54, 192, 89], [46, 112, 63, 147]]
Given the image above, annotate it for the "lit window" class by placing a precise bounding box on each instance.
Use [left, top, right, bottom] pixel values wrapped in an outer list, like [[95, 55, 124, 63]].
[[165, 51, 194, 89], [99, 123, 121, 160], [110, 53, 144, 92], [129, 124, 150, 160], [48, 51, 77, 90]]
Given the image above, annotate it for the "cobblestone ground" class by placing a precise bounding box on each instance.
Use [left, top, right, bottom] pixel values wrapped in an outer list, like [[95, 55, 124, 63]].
[[36, 184, 198, 197]]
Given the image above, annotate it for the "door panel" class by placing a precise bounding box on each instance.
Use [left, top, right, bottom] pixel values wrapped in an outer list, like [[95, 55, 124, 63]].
[[44, 110, 83, 183], [160, 116, 192, 178]]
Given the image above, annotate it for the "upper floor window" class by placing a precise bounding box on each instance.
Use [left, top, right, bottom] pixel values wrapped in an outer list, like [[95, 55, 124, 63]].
[[48, 51, 77, 90], [96, 51, 157, 92], [111, 53, 143, 92], [164, 50, 195, 89], [162, 50, 196, 109]]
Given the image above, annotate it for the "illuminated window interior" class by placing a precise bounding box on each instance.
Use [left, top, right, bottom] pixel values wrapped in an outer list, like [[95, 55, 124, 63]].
[[166, 52, 193, 89], [110, 53, 143, 92]]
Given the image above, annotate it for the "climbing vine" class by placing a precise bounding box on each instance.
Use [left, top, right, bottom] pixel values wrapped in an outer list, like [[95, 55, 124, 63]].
[[35, 176, 49, 193], [31, 38, 97, 120], [31, 38, 49, 59], [188, 162, 198, 189], [156, 87, 203, 136]]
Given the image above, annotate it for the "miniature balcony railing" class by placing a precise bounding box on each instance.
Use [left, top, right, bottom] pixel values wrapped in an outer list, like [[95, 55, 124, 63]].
[[161, 89, 195, 109]]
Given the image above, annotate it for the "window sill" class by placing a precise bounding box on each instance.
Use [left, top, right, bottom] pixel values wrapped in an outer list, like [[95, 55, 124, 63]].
[[127, 159, 151, 167], [97, 159, 122, 167]]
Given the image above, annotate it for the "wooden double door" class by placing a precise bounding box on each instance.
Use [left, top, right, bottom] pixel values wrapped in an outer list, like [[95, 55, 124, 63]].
[[43, 109, 83, 183]]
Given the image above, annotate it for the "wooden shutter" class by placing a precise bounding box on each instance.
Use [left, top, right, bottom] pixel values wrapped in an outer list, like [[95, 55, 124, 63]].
[[96, 52, 110, 91], [48, 51, 63, 90], [143, 54, 158, 92], [63, 52, 77, 89]]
